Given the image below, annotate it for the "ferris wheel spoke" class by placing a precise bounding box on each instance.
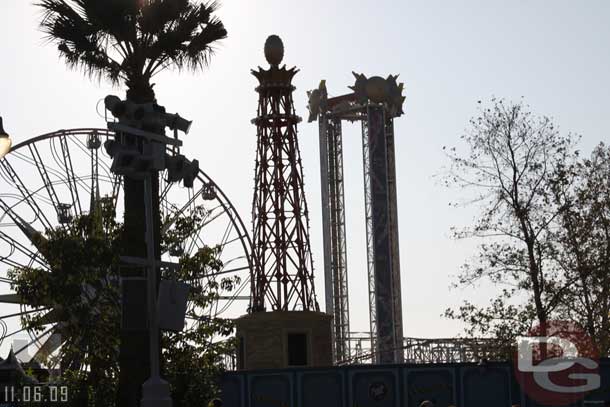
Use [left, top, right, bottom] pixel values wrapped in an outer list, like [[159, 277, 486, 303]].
[[159, 177, 175, 204], [35, 309, 62, 325], [184, 313, 213, 323], [0, 231, 50, 271], [0, 294, 23, 304], [111, 174, 122, 209], [201, 206, 224, 228], [89, 146, 100, 210], [6, 151, 73, 219], [220, 234, 247, 247], [215, 277, 251, 316], [180, 206, 226, 256], [32, 325, 64, 362], [2, 326, 31, 341], [0, 307, 49, 320], [14, 325, 55, 359], [70, 131, 110, 176], [0, 254, 43, 274], [183, 233, 199, 257], [67, 133, 107, 208], [177, 205, 224, 255], [0, 277, 16, 285], [58, 134, 83, 216], [0, 162, 14, 186], [217, 295, 250, 301], [46, 137, 94, 200], [0, 258, 28, 274], [0, 160, 54, 230], [9, 150, 66, 183], [216, 219, 235, 256], [213, 265, 250, 276], [28, 144, 64, 221], [159, 188, 210, 236]]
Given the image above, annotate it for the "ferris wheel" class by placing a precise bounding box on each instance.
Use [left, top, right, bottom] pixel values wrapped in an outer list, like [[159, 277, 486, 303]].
[[0, 128, 253, 366]]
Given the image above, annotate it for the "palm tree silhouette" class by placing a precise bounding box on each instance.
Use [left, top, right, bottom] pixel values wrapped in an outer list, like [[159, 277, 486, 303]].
[[39, 0, 226, 103], [37, 1, 226, 405]]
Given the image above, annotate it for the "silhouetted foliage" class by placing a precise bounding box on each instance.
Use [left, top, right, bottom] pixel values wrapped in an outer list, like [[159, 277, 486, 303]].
[[549, 143, 610, 355], [38, 0, 227, 102], [9, 200, 236, 406], [443, 99, 610, 357], [9, 197, 121, 406]]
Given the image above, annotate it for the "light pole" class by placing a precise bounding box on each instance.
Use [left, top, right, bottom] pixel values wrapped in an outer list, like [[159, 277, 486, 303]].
[[0, 117, 13, 159], [103, 95, 196, 407], [141, 173, 171, 407]]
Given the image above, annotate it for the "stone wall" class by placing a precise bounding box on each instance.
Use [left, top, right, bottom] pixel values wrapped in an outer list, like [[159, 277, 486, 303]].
[[235, 311, 333, 370]]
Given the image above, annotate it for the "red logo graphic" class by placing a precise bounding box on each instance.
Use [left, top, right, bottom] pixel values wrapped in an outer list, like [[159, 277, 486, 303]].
[[513, 320, 600, 406]]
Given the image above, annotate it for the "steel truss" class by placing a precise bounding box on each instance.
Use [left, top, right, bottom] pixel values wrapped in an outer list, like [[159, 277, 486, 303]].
[[250, 63, 318, 312], [384, 118, 404, 362], [339, 333, 507, 365], [318, 116, 351, 362], [309, 75, 405, 364]]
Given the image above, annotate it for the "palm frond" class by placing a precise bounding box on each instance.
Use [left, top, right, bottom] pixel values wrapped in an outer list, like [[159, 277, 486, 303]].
[[37, 0, 227, 99], [140, 0, 190, 34], [145, 2, 226, 74], [185, 14, 226, 70]]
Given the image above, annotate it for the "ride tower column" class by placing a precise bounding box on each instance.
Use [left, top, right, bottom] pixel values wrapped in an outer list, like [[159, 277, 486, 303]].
[[308, 73, 406, 364]]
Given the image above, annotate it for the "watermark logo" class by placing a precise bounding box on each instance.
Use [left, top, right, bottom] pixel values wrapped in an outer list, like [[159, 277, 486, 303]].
[[513, 320, 600, 405]]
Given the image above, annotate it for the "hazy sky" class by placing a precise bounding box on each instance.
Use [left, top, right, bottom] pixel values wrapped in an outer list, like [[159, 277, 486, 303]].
[[1, 0, 609, 349]]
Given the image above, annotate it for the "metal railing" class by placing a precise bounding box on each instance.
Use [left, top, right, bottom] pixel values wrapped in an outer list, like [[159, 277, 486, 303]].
[[221, 333, 511, 370]]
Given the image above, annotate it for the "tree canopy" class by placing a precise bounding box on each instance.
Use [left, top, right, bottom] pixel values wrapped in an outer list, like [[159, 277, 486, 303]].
[[9, 198, 237, 407], [444, 98, 610, 357]]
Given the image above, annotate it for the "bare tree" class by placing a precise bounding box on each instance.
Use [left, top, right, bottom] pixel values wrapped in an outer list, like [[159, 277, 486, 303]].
[[444, 98, 579, 346]]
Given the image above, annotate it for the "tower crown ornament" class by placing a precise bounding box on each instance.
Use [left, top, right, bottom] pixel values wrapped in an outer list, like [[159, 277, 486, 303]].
[[349, 72, 406, 117], [252, 35, 298, 88]]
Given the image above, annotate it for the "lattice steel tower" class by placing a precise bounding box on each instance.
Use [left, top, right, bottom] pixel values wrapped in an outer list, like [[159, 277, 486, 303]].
[[250, 35, 318, 312]]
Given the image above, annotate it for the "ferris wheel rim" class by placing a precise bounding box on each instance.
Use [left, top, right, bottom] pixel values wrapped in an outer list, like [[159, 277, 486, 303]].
[[7, 128, 254, 276], [0, 128, 255, 358]]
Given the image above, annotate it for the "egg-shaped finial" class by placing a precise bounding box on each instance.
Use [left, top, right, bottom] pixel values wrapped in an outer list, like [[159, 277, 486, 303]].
[[264, 35, 284, 67], [366, 76, 390, 103]]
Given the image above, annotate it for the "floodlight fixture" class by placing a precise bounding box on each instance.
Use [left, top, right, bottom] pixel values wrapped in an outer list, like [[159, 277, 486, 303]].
[[165, 113, 192, 135], [104, 94, 192, 135], [104, 95, 126, 117]]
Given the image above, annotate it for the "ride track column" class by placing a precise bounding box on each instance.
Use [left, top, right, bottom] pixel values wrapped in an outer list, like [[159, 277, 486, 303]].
[[366, 104, 397, 364]]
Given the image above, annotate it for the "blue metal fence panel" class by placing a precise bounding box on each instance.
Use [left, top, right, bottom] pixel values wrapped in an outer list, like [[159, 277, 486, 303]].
[[297, 369, 345, 407], [222, 373, 246, 407], [459, 365, 512, 407], [221, 358, 610, 407], [248, 372, 294, 407], [348, 367, 400, 407], [404, 367, 455, 407]]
